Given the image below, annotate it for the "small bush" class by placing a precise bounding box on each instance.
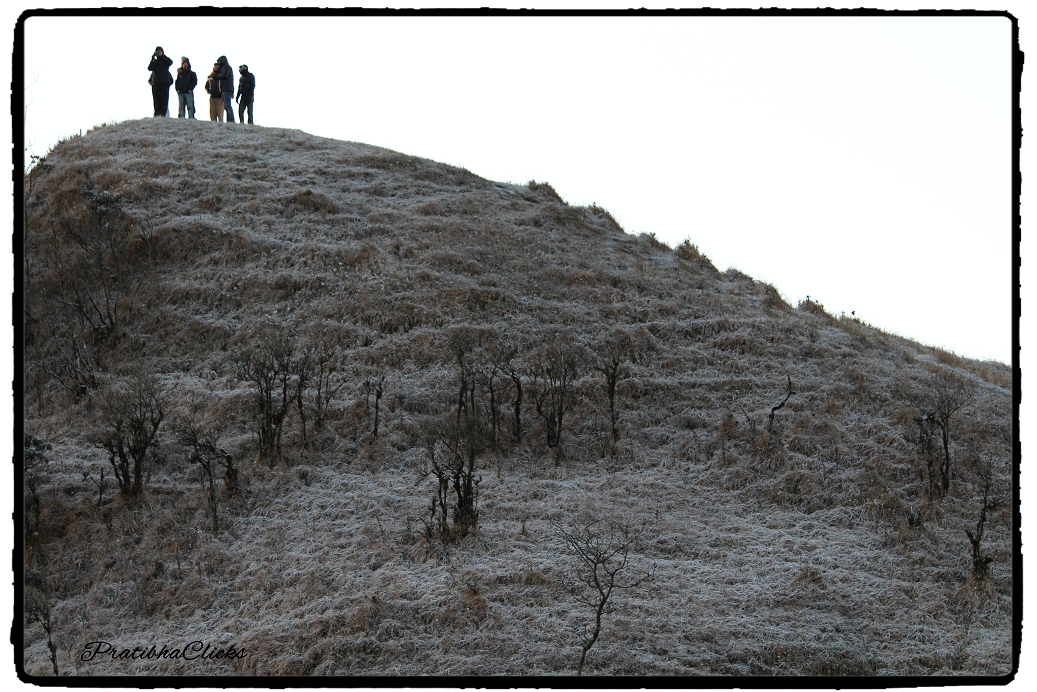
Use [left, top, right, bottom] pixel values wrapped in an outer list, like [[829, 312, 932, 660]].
[[638, 232, 669, 252], [527, 180, 565, 204], [288, 188, 340, 214], [673, 239, 701, 262]]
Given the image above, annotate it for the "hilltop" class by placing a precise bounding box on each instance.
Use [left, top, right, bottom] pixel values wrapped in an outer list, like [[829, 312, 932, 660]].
[[21, 118, 1013, 677]]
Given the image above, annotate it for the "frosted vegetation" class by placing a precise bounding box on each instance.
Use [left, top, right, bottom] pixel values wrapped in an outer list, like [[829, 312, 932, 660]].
[[21, 118, 1013, 676]]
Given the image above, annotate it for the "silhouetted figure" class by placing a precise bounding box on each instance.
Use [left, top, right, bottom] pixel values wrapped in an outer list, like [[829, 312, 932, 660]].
[[236, 65, 255, 124], [215, 56, 235, 123], [148, 47, 173, 117]]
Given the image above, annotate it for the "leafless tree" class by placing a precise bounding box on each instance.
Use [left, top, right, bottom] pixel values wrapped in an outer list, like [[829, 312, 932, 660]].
[[445, 325, 482, 424], [962, 453, 1004, 579], [40, 190, 152, 336], [913, 372, 977, 495], [25, 584, 59, 676], [915, 411, 940, 499], [306, 337, 349, 431], [293, 344, 314, 448], [469, 350, 513, 450], [91, 371, 165, 497], [178, 422, 236, 533], [529, 336, 585, 450], [418, 411, 491, 540], [591, 329, 635, 442], [234, 332, 300, 464], [554, 518, 653, 675], [363, 373, 386, 439], [38, 331, 98, 398], [490, 341, 525, 442], [81, 467, 107, 511]]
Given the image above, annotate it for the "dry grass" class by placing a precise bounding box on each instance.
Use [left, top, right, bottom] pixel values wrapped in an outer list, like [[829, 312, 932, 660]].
[[20, 118, 1014, 678]]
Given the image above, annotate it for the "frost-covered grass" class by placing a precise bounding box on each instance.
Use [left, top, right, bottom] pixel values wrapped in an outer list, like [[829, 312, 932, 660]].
[[21, 118, 1013, 677]]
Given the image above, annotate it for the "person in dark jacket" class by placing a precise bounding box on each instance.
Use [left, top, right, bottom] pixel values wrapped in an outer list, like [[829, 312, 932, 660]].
[[236, 65, 256, 124], [148, 47, 174, 117], [175, 57, 198, 119], [215, 56, 235, 123], [205, 63, 223, 122]]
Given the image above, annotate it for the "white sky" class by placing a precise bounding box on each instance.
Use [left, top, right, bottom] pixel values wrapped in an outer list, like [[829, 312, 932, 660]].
[[3, 1, 1030, 687]]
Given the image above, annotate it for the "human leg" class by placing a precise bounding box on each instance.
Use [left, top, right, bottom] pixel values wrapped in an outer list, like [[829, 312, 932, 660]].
[[222, 92, 235, 122], [152, 84, 164, 116], [154, 85, 170, 117]]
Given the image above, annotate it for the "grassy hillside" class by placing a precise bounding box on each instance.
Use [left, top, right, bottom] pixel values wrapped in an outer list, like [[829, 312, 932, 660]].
[[21, 118, 1013, 677]]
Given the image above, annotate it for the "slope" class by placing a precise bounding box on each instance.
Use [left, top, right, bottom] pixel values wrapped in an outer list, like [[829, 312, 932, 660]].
[[21, 118, 1013, 677]]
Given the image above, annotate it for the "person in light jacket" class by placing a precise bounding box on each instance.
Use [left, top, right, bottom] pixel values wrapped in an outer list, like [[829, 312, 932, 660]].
[[205, 64, 223, 122], [175, 57, 197, 119], [236, 64, 256, 124], [148, 47, 174, 117]]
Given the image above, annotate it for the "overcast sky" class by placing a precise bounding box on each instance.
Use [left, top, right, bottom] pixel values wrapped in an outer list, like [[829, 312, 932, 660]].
[[18, 10, 1014, 364]]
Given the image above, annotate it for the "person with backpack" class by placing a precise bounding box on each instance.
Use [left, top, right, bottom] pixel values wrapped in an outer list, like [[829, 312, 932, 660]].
[[205, 63, 223, 122], [175, 57, 198, 119], [236, 64, 256, 124], [148, 47, 174, 117], [215, 56, 235, 123]]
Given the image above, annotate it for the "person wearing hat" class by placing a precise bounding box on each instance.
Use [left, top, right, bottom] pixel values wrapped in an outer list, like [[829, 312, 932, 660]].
[[148, 47, 174, 117], [236, 64, 256, 124], [175, 57, 198, 119], [214, 55, 235, 122]]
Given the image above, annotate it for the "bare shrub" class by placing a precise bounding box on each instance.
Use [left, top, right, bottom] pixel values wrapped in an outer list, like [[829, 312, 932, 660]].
[[233, 331, 301, 465], [37, 331, 99, 398], [961, 453, 1005, 579], [90, 370, 166, 497], [528, 335, 586, 450], [418, 411, 490, 541], [591, 329, 635, 443], [911, 372, 977, 495], [305, 336, 351, 432], [25, 583, 59, 675], [177, 422, 236, 533], [491, 340, 526, 443], [362, 373, 386, 439]]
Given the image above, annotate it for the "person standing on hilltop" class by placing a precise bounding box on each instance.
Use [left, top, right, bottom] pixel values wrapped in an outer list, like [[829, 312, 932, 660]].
[[148, 47, 174, 117], [215, 56, 235, 123], [236, 64, 256, 124], [205, 63, 223, 122], [175, 57, 197, 119]]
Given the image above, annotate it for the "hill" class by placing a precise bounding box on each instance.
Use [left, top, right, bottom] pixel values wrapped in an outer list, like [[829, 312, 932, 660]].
[[20, 118, 1013, 677]]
